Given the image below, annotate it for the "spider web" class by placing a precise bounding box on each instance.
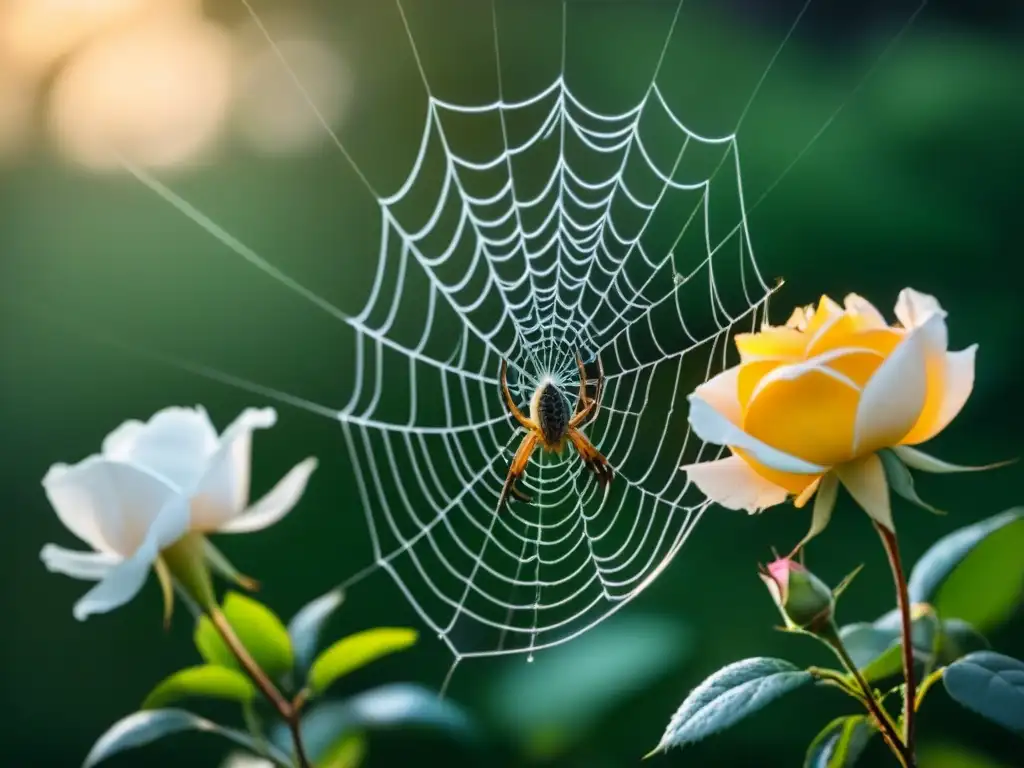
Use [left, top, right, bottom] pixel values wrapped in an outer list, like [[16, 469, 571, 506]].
[[110, 0, 921, 671]]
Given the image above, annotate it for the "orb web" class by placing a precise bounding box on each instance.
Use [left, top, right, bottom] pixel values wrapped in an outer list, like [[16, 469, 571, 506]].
[[122, 0, 785, 664]]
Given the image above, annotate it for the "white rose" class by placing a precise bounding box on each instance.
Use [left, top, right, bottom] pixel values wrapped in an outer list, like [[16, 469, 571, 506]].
[[40, 406, 317, 621]]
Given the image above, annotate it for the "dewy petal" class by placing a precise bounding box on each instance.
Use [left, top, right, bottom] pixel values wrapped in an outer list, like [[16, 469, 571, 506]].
[[189, 407, 277, 531], [218, 457, 318, 533], [71, 498, 190, 621], [894, 288, 946, 330], [900, 345, 977, 446], [101, 406, 219, 491], [681, 454, 788, 513], [42, 457, 182, 557], [853, 312, 946, 456], [687, 394, 827, 475], [835, 454, 894, 531], [40, 544, 121, 581]]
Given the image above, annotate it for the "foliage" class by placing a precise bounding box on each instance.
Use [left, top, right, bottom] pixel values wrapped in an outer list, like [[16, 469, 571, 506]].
[[649, 508, 1024, 766], [81, 586, 467, 767]]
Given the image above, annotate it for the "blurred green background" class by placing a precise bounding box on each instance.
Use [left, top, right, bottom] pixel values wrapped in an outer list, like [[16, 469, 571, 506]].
[[1, 0, 1022, 766]]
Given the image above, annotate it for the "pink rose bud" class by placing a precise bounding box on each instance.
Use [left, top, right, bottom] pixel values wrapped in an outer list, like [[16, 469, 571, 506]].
[[759, 556, 835, 633]]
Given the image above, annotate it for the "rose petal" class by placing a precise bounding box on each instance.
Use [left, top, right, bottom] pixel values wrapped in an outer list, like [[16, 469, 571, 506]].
[[743, 356, 861, 467], [853, 312, 946, 456], [894, 288, 946, 330], [900, 345, 977, 446], [835, 453, 893, 531], [692, 366, 742, 425], [843, 294, 888, 329], [734, 327, 807, 362], [101, 406, 219, 490], [687, 394, 826, 475], [681, 454, 788, 513], [218, 457, 318, 533], [188, 407, 278, 531], [71, 498, 190, 621], [40, 544, 121, 581], [42, 457, 182, 557]]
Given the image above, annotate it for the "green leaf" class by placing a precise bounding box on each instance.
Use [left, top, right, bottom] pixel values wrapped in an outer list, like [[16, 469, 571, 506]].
[[82, 709, 292, 768], [648, 657, 812, 755], [804, 715, 875, 767], [907, 508, 1023, 611], [270, 684, 476, 759], [141, 665, 256, 710], [930, 514, 1024, 632], [937, 619, 990, 665], [307, 627, 416, 696], [878, 448, 944, 514], [318, 733, 366, 768], [839, 609, 938, 683], [288, 588, 345, 675], [943, 651, 1024, 735], [194, 592, 295, 682]]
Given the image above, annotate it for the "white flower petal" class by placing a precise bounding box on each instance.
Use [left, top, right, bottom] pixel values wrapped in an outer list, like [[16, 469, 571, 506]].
[[218, 457, 318, 533], [894, 288, 946, 330], [102, 406, 219, 490], [43, 456, 182, 556], [835, 454, 893, 531], [681, 454, 788, 513], [853, 312, 946, 456], [189, 407, 277, 531], [843, 293, 888, 329], [692, 366, 742, 424], [40, 544, 121, 581], [901, 345, 977, 446], [71, 498, 190, 621], [687, 394, 826, 474]]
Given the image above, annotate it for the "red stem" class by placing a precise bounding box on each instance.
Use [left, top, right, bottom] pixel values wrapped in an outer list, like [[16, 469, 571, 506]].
[[875, 523, 918, 767]]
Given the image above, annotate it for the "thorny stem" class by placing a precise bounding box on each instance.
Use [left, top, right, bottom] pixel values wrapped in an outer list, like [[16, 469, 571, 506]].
[[875, 523, 918, 767], [210, 608, 312, 768], [822, 628, 911, 768]]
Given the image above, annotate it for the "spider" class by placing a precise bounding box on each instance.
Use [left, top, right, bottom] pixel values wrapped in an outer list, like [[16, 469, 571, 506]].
[[497, 354, 613, 510]]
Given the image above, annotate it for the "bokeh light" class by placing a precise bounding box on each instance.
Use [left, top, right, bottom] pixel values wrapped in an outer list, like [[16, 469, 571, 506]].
[[232, 19, 353, 157], [46, 11, 234, 170]]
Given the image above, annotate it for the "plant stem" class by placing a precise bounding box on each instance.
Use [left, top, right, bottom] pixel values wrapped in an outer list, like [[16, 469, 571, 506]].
[[875, 522, 918, 767], [821, 630, 911, 768], [210, 608, 312, 768]]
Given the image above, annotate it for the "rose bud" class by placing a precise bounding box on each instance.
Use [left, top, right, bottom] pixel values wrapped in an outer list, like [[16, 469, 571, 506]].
[[759, 556, 835, 633]]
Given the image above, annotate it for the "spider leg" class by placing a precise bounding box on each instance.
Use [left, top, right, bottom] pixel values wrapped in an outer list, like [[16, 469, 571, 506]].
[[568, 428, 613, 488], [500, 359, 537, 430], [569, 353, 604, 429], [498, 432, 539, 511]]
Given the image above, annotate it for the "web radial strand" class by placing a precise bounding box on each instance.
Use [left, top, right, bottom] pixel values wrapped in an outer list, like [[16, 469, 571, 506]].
[[187, 0, 778, 661], [334, 55, 774, 658]]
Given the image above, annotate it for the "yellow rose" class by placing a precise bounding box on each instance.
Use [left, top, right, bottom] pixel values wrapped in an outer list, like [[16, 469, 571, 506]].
[[682, 288, 979, 532]]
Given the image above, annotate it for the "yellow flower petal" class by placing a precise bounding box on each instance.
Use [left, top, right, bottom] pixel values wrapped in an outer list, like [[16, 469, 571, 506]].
[[734, 328, 807, 362], [744, 362, 861, 467], [737, 360, 784, 410], [835, 454, 893, 531], [853, 312, 945, 456], [733, 449, 822, 495], [682, 454, 789, 512], [686, 394, 826, 474], [900, 345, 977, 446]]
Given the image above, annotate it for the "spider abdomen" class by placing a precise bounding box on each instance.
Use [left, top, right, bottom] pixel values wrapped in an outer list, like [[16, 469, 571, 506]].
[[531, 382, 570, 451]]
